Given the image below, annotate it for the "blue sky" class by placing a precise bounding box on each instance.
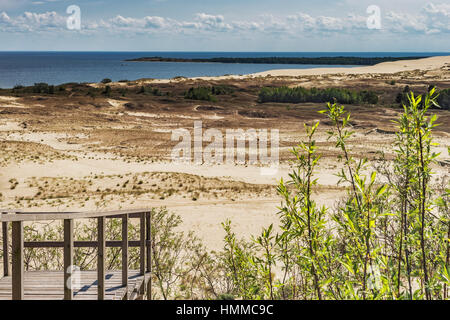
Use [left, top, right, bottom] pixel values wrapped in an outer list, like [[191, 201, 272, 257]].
[[0, 0, 449, 51]]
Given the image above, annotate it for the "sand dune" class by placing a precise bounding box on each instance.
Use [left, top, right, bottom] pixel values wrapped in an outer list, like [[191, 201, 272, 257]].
[[100, 56, 450, 85], [1, 57, 449, 252], [250, 56, 450, 77]]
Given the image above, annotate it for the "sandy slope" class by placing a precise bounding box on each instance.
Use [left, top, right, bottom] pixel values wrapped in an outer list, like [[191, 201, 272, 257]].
[[250, 56, 450, 77], [96, 56, 450, 85]]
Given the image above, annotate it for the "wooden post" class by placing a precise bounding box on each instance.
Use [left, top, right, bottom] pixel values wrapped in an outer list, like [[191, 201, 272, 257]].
[[64, 219, 74, 300], [97, 217, 105, 300], [146, 211, 151, 300], [11, 221, 23, 300], [139, 213, 145, 275], [122, 214, 128, 299], [2, 222, 10, 277], [146, 212, 151, 273]]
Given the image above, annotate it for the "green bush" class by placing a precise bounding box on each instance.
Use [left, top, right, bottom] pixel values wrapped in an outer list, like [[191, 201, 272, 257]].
[[185, 87, 217, 102], [87, 88, 98, 98], [32, 83, 54, 94], [258, 86, 378, 104], [11, 83, 63, 94], [118, 88, 127, 97], [437, 88, 450, 110], [211, 85, 235, 95], [184, 85, 234, 102], [103, 85, 111, 96], [396, 85, 450, 110], [139, 86, 164, 96]]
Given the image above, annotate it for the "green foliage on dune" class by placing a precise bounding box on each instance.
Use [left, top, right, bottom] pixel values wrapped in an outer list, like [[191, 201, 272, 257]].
[[10, 83, 65, 95], [138, 85, 164, 96], [258, 86, 379, 104], [437, 88, 450, 110], [397, 85, 450, 110], [184, 85, 235, 102], [102, 85, 111, 97], [185, 87, 217, 102], [32, 83, 55, 94]]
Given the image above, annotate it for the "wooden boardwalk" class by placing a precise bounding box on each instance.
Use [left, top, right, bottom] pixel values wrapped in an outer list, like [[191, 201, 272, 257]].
[[1, 209, 153, 300], [0, 270, 151, 300]]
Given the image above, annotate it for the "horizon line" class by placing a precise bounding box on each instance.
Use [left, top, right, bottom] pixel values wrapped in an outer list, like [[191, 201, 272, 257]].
[[0, 50, 449, 53]]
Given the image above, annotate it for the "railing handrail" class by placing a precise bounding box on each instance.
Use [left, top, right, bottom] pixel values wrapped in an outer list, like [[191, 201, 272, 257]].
[[0, 208, 150, 222], [1, 209, 152, 300]]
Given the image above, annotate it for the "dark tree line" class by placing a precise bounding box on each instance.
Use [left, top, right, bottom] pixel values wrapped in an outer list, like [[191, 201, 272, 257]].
[[127, 56, 428, 66]]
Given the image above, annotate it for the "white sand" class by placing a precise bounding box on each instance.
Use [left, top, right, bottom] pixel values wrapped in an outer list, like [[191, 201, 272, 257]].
[[90, 56, 450, 86], [250, 56, 450, 78], [0, 96, 28, 108]]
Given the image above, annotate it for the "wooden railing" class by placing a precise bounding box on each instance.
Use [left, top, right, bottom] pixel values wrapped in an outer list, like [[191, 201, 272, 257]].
[[0, 209, 152, 300]]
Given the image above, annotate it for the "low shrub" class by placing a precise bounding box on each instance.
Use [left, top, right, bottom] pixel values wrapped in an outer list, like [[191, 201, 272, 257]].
[[258, 86, 378, 104]]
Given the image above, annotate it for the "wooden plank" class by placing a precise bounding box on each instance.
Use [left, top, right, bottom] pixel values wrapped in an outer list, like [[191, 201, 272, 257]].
[[15, 211, 144, 220], [63, 219, 74, 300], [146, 212, 151, 272], [0, 270, 150, 300], [23, 240, 146, 248], [12, 221, 24, 300], [140, 213, 145, 275], [2, 222, 9, 277], [0, 208, 150, 222], [122, 214, 128, 300], [0, 210, 24, 214], [137, 280, 145, 300], [97, 217, 105, 300], [146, 211, 152, 300], [1, 272, 143, 278]]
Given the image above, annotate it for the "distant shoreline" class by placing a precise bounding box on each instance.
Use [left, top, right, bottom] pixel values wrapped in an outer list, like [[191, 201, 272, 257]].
[[125, 56, 430, 66], [249, 55, 450, 78], [0, 54, 447, 88]]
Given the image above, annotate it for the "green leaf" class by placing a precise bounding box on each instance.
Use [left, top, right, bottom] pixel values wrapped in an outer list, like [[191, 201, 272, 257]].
[[376, 185, 387, 197]]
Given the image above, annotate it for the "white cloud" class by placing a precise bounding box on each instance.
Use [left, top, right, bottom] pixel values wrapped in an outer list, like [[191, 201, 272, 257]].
[[0, 11, 10, 23], [385, 12, 428, 33], [144, 16, 169, 29], [0, 10, 66, 32], [0, 2, 448, 36], [422, 3, 450, 33], [384, 3, 450, 34], [194, 13, 231, 31]]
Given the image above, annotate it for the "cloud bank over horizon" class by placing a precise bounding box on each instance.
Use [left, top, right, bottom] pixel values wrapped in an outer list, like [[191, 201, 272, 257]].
[[0, 1, 448, 51]]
